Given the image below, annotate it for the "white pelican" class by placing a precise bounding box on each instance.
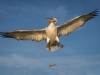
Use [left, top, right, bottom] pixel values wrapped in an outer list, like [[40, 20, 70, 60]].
[[0, 9, 98, 52]]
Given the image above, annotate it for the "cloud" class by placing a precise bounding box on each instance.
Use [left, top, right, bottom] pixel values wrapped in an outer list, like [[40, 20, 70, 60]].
[[0, 2, 68, 23], [0, 54, 100, 75], [0, 54, 43, 69]]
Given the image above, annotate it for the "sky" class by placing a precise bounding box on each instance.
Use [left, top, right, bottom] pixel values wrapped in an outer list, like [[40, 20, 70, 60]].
[[0, 0, 100, 75]]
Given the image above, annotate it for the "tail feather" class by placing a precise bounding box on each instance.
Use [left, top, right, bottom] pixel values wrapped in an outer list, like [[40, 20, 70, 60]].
[[45, 43, 58, 52], [45, 42, 64, 52]]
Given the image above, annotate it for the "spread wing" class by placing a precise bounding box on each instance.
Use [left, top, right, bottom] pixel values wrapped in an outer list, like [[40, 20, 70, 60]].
[[0, 29, 47, 42], [57, 9, 98, 37]]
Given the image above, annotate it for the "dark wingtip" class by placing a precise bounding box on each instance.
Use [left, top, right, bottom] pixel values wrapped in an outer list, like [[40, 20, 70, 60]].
[[91, 9, 98, 16], [0, 32, 6, 37], [0, 32, 4, 35]]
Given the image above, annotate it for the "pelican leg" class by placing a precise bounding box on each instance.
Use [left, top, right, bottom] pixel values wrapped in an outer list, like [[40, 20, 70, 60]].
[[45, 42, 51, 50], [57, 43, 65, 48], [49, 42, 50, 50]]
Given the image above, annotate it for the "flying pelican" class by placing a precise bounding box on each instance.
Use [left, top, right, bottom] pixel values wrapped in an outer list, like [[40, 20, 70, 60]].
[[0, 9, 98, 52], [49, 64, 56, 67]]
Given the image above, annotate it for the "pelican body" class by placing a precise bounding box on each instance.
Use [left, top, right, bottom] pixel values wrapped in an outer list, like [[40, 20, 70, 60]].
[[45, 18, 64, 51], [0, 9, 98, 52]]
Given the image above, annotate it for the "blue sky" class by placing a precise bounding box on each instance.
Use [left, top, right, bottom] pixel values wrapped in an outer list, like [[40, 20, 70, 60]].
[[0, 0, 100, 75]]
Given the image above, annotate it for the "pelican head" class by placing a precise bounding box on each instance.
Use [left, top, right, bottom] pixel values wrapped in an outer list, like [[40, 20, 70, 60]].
[[45, 18, 57, 24]]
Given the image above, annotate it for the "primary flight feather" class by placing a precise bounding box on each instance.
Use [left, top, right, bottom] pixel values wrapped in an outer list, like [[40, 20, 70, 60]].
[[0, 9, 98, 52]]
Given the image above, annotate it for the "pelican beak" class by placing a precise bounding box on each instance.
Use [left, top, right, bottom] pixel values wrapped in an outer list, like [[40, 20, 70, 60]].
[[45, 18, 53, 22], [45, 18, 57, 23]]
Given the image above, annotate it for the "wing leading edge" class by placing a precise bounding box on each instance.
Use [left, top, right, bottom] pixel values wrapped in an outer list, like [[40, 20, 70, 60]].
[[57, 9, 98, 37], [0, 29, 47, 42]]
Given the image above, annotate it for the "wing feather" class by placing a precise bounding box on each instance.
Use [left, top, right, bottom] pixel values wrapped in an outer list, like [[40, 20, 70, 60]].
[[0, 29, 47, 42], [57, 9, 98, 36]]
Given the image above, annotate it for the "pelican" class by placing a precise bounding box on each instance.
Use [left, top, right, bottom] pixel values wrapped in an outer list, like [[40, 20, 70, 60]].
[[49, 64, 56, 67], [0, 9, 98, 52]]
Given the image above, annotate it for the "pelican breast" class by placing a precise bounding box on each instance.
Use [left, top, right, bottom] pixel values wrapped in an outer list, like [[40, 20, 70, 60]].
[[46, 22, 57, 44]]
